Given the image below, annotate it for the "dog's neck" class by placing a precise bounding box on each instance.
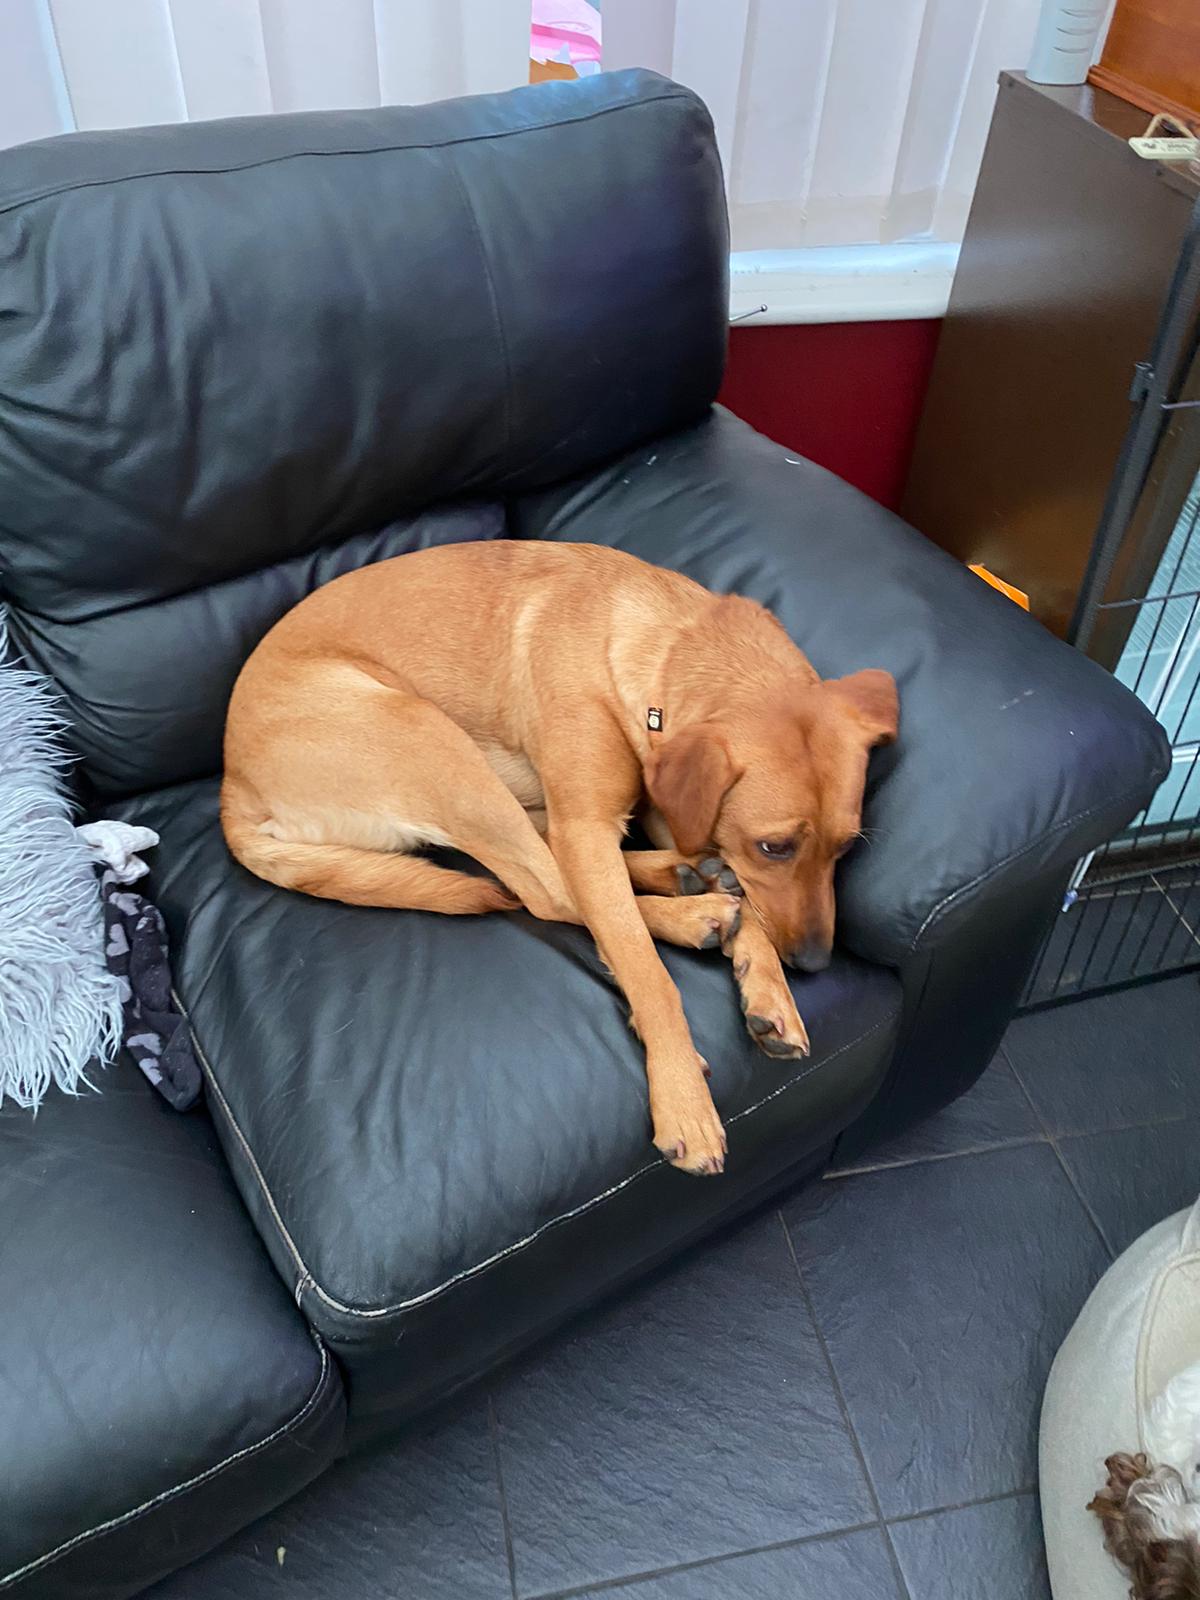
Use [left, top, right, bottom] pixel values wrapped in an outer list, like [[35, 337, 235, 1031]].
[[620, 592, 818, 759], [661, 594, 818, 723]]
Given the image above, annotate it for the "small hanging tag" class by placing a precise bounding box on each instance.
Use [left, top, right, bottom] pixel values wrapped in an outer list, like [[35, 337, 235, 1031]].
[[647, 707, 663, 732], [1130, 135, 1200, 161], [1129, 112, 1200, 163]]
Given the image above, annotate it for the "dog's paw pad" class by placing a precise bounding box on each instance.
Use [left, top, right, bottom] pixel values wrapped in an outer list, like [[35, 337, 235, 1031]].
[[746, 1014, 809, 1058], [761, 1035, 805, 1059], [692, 855, 743, 893]]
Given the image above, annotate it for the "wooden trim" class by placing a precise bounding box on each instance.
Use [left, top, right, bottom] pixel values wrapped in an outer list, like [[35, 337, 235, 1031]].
[[1088, 65, 1200, 130], [1091, 0, 1200, 123]]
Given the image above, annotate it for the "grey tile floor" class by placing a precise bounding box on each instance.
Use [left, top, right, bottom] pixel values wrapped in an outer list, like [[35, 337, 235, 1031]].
[[149, 970, 1200, 1600]]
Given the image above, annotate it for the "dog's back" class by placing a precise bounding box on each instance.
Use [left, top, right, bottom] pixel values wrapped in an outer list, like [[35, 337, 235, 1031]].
[[226, 540, 711, 762]]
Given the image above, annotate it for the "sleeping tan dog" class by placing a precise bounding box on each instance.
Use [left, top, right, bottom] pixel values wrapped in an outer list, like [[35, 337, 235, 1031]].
[[222, 542, 897, 1175]]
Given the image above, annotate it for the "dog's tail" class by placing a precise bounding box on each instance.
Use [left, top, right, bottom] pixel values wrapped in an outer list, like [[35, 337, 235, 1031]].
[[219, 782, 516, 915]]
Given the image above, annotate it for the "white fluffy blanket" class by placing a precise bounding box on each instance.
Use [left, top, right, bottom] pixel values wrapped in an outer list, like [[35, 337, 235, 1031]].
[[0, 614, 121, 1110]]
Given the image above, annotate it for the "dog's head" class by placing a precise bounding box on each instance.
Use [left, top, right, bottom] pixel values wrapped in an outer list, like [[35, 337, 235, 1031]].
[[1090, 1452, 1200, 1598], [645, 669, 897, 970]]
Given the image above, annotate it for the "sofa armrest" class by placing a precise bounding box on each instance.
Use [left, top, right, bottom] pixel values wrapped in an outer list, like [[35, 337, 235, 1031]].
[[513, 407, 1170, 969]]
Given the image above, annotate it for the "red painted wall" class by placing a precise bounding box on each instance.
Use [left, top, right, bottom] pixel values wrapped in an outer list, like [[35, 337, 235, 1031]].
[[718, 319, 941, 510]]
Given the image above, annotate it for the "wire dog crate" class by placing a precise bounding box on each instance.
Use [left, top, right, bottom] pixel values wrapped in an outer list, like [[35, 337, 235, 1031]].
[[1021, 195, 1200, 1009]]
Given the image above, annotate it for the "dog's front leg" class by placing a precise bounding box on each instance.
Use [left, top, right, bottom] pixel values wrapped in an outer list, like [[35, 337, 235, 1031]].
[[723, 910, 811, 1059], [549, 812, 728, 1176], [634, 850, 810, 1060]]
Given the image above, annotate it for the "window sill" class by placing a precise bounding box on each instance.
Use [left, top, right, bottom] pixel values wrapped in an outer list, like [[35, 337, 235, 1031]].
[[729, 242, 959, 326]]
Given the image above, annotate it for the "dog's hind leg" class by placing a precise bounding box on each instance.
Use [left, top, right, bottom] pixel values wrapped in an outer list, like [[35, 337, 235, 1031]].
[[224, 665, 578, 920], [222, 807, 518, 914]]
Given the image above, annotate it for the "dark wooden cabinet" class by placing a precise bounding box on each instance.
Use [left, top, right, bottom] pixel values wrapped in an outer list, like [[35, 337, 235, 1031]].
[[902, 72, 1199, 642]]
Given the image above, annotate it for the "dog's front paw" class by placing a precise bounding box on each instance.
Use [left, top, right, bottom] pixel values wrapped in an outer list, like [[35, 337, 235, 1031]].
[[652, 1070, 727, 1176], [676, 855, 743, 897], [658, 891, 741, 951], [744, 1002, 810, 1058], [731, 936, 811, 1060]]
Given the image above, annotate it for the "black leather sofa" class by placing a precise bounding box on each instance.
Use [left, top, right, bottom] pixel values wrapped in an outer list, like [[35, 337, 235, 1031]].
[[0, 71, 1169, 1599]]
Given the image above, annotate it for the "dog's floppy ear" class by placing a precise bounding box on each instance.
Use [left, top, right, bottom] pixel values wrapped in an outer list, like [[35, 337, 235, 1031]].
[[645, 724, 739, 856], [826, 669, 898, 747]]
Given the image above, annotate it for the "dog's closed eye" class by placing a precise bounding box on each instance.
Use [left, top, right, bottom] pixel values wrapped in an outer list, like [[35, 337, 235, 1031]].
[[756, 837, 795, 861]]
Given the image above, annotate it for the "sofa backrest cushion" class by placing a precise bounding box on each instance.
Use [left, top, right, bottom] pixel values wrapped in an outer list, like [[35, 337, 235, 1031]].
[[0, 71, 727, 796], [14, 504, 504, 797]]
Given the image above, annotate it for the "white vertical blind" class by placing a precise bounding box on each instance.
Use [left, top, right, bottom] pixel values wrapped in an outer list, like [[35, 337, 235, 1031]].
[[887, 0, 990, 244], [671, 0, 751, 179], [806, 0, 928, 247], [374, 0, 530, 105], [604, 0, 1044, 249], [167, 0, 273, 122], [0, 0, 532, 147], [257, 0, 379, 113], [49, 0, 188, 131], [457, 0, 535, 101], [4, 1, 75, 149], [1, 0, 1043, 254], [932, 0, 1047, 240]]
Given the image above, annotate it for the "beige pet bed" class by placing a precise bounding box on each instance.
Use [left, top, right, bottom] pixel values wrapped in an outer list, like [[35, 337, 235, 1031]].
[[1041, 1197, 1200, 1598]]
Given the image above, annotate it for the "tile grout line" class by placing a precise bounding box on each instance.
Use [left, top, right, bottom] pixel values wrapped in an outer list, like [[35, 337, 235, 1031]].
[[823, 1132, 1048, 1180], [523, 1519, 885, 1600], [999, 1044, 1117, 1260], [1046, 1136, 1118, 1260], [525, 1481, 1050, 1600], [777, 1210, 913, 1600], [1047, 1110, 1195, 1138], [820, 1037, 1196, 1183], [884, 1482, 1037, 1526], [997, 1042, 1055, 1141], [486, 1393, 521, 1600]]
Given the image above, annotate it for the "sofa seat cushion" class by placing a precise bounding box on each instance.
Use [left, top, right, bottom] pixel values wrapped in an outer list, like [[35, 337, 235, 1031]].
[[119, 778, 902, 1438], [0, 1055, 345, 1600]]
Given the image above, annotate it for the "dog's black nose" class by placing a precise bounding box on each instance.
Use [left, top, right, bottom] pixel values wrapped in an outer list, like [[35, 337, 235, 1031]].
[[788, 941, 831, 974]]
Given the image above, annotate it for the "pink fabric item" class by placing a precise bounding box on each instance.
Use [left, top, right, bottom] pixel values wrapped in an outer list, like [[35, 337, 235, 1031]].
[[531, 0, 601, 65]]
